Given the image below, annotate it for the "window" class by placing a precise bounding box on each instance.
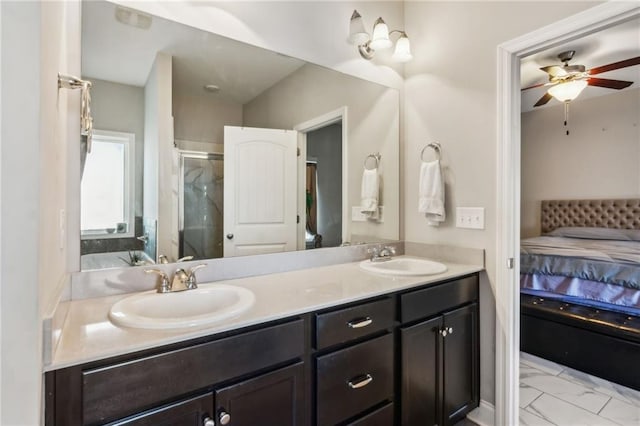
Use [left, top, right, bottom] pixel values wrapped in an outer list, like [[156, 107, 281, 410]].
[[81, 130, 135, 238]]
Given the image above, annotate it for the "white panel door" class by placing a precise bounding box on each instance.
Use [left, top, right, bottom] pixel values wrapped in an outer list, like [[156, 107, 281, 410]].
[[224, 126, 298, 257]]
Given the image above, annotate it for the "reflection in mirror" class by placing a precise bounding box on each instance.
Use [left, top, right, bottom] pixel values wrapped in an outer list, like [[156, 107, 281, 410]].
[[79, 1, 400, 271]]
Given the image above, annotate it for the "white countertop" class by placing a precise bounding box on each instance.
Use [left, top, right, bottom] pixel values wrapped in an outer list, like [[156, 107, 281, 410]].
[[47, 257, 482, 371]]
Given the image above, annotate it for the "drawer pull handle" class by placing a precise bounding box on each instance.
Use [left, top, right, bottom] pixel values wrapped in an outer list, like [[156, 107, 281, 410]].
[[347, 374, 373, 389], [347, 317, 373, 329]]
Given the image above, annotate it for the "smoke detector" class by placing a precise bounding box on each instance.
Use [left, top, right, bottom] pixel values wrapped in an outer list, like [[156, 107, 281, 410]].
[[204, 84, 221, 93]]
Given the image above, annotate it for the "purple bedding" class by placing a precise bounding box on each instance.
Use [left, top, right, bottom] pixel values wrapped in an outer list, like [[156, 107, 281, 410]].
[[520, 273, 640, 315]]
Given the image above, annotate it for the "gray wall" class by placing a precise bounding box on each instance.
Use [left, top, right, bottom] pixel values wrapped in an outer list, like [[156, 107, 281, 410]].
[[521, 87, 640, 237], [307, 123, 343, 248], [243, 63, 400, 243], [403, 0, 599, 405], [173, 90, 243, 144], [88, 78, 145, 217]]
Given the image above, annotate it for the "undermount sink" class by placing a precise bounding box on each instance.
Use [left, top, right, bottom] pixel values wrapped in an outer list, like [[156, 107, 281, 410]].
[[359, 256, 447, 276], [109, 284, 255, 330]]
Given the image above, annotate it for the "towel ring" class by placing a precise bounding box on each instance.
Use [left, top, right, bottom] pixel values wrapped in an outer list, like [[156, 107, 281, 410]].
[[364, 153, 381, 170], [421, 142, 441, 162]]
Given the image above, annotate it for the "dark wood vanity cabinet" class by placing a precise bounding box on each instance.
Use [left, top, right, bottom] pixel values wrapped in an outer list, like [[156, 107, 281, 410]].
[[106, 393, 214, 425], [400, 276, 480, 426], [45, 273, 479, 426], [314, 297, 396, 425]]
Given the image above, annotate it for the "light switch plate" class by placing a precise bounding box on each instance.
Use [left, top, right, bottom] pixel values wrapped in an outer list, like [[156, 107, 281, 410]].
[[456, 207, 485, 229], [352, 207, 367, 222], [352, 206, 384, 222]]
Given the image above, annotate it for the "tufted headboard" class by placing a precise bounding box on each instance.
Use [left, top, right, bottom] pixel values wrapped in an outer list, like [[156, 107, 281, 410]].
[[540, 199, 640, 233]]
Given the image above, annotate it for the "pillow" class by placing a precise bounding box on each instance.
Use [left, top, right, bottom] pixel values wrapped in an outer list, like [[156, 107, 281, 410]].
[[545, 227, 640, 241]]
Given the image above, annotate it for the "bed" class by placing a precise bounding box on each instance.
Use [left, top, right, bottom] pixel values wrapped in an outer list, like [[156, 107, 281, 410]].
[[519, 199, 640, 390]]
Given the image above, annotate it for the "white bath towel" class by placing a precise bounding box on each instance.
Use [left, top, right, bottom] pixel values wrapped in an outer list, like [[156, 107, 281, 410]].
[[361, 168, 379, 214], [419, 160, 445, 226]]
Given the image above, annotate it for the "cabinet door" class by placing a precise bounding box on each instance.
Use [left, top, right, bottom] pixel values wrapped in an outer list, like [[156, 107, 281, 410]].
[[400, 316, 443, 426], [443, 303, 479, 426], [108, 393, 214, 426], [215, 362, 304, 426]]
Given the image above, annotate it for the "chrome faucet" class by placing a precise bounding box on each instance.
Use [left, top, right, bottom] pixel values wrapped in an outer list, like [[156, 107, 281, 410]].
[[145, 264, 207, 293], [158, 254, 194, 264], [368, 245, 396, 262]]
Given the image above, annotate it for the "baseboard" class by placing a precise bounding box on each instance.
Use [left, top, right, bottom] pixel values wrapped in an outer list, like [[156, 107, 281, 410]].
[[466, 399, 495, 426]]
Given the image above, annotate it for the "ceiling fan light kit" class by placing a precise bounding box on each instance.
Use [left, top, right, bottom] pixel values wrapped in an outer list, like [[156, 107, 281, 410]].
[[547, 79, 588, 102], [349, 10, 413, 63], [522, 51, 640, 135]]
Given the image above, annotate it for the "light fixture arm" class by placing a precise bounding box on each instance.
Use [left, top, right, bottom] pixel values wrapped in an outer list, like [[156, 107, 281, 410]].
[[349, 10, 412, 62], [358, 30, 407, 60]]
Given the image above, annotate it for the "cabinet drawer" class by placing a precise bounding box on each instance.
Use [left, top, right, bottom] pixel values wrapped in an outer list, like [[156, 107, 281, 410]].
[[401, 275, 478, 324], [315, 297, 394, 350], [82, 319, 304, 425], [316, 334, 394, 426], [347, 403, 394, 426]]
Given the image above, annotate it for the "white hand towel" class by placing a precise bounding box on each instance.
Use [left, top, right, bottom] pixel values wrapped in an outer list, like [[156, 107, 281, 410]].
[[419, 160, 445, 226], [361, 168, 379, 214]]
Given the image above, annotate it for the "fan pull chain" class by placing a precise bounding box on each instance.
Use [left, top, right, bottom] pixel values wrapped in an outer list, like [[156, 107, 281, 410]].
[[564, 101, 570, 136]]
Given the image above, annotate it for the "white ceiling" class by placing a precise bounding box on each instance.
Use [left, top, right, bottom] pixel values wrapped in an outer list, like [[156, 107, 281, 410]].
[[81, 1, 306, 104], [520, 17, 640, 112]]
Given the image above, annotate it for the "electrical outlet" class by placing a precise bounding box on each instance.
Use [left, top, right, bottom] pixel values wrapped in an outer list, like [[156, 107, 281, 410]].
[[456, 207, 485, 229]]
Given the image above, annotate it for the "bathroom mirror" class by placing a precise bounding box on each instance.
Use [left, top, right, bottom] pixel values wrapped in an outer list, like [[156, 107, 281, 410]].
[[79, 0, 400, 270]]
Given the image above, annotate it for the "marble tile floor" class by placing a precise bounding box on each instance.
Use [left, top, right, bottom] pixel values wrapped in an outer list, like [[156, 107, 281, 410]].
[[519, 352, 640, 426]]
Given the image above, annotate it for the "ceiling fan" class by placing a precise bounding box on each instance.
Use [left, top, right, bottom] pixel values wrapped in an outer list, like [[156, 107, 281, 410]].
[[522, 50, 640, 107]]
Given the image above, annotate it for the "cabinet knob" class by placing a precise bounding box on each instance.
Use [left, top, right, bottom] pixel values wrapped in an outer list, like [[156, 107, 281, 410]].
[[226, 233, 234, 240], [203, 417, 215, 426], [439, 327, 454, 337], [219, 411, 231, 425]]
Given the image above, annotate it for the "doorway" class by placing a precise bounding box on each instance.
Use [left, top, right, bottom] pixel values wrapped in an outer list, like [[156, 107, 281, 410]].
[[496, 3, 640, 425], [295, 107, 349, 250], [305, 122, 343, 249]]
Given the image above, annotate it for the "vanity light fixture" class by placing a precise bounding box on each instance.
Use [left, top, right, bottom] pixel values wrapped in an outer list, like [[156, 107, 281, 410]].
[[348, 10, 412, 63]]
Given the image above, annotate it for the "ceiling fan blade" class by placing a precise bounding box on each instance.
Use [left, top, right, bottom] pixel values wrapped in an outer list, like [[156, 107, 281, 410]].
[[588, 77, 633, 90], [521, 82, 547, 91], [533, 92, 553, 107], [540, 65, 567, 77], [588, 56, 640, 75]]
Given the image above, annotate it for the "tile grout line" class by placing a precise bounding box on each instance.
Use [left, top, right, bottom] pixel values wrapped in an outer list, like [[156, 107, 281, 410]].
[[524, 391, 546, 410], [558, 369, 640, 407], [520, 406, 559, 426], [537, 388, 618, 419], [597, 396, 612, 415], [523, 399, 559, 426], [521, 369, 617, 411]]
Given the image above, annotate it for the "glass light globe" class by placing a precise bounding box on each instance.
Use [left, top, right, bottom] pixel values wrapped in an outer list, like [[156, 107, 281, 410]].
[[369, 18, 392, 50]]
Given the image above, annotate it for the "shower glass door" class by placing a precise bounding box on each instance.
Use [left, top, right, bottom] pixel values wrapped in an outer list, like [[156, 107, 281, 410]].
[[179, 151, 224, 259]]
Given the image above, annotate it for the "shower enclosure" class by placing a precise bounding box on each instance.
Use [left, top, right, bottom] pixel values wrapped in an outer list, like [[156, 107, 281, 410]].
[[178, 151, 224, 259]]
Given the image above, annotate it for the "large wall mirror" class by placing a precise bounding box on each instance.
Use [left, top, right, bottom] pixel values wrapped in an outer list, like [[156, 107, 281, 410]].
[[79, 0, 400, 271]]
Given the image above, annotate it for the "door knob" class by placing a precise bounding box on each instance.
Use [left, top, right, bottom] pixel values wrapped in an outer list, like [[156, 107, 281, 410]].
[[226, 233, 234, 240], [219, 411, 231, 425]]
